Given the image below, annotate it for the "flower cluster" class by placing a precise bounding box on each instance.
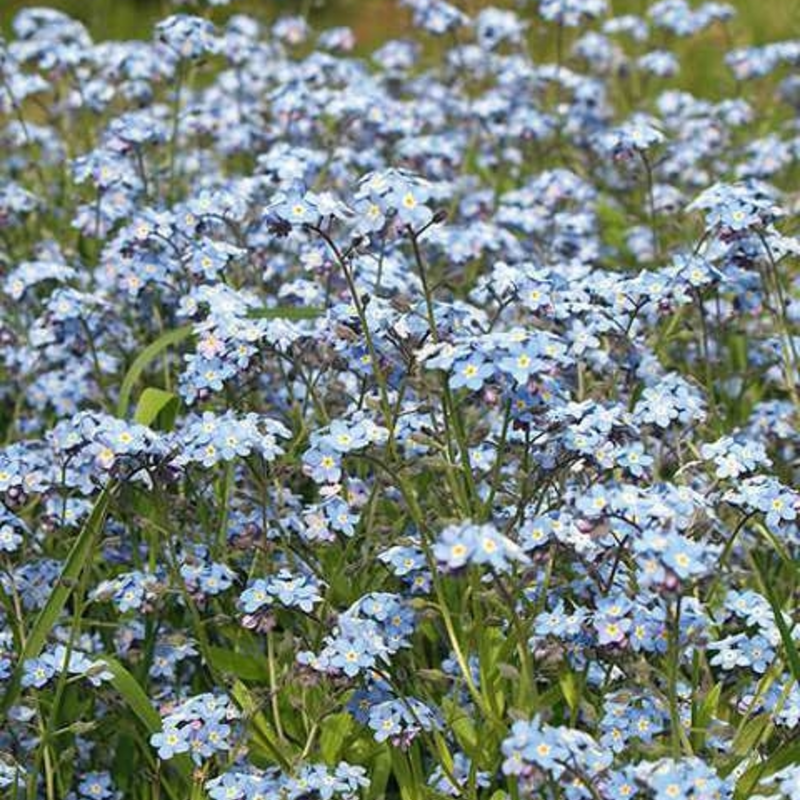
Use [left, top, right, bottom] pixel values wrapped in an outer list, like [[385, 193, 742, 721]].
[[0, 1, 799, 799], [150, 693, 238, 764]]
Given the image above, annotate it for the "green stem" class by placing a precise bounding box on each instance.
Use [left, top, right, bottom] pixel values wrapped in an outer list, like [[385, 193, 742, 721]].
[[639, 150, 660, 258], [168, 59, 185, 203], [267, 631, 285, 742]]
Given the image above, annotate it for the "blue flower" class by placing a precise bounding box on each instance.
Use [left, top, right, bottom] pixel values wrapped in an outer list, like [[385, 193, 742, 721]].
[[76, 772, 114, 800], [21, 655, 57, 689], [150, 724, 190, 760], [367, 696, 439, 745], [155, 14, 219, 59], [433, 521, 528, 572], [616, 443, 653, 478], [539, 0, 608, 27], [449, 354, 494, 391], [240, 570, 323, 615]]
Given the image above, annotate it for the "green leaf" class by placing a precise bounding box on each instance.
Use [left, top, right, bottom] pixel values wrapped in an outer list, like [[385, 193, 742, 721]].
[[230, 680, 292, 770], [443, 698, 478, 756], [731, 714, 770, 759], [117, 326, 193, 418], [101, 657, 192, 786], [755, 523, 799, 578], [736, 737, 800, 798], [558, 670, 581, 716], [727, 333, 750, 374], [1, 486, 113, 715], [134, 387, 180, 430], [430, 729, 456, 777], [367, 748, 392, 800], [753, 555, 800, 686], [320, 712, 354, 764], [206, 646, 270, 682], [596, 199, 630, 252], [101, 657, 162, 732], [692, 682, 723, 749], [389, 748, 422, 800], [247, 306, 324, 321]]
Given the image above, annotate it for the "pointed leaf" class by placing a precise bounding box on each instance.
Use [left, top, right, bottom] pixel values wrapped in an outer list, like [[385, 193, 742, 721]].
[[134, 387, 180, 430], [247, 306, 323, 321], [117, 326, 193, 418], [1, 486, 113, 714]]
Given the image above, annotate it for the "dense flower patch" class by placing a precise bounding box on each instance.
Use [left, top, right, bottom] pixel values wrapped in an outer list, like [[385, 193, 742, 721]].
[[0, 0, 799, 798]]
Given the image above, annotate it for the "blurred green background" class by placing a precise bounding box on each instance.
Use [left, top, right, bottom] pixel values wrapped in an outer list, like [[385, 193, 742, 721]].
[[1, 0, 798, 99], [0, 0, 411, 44]]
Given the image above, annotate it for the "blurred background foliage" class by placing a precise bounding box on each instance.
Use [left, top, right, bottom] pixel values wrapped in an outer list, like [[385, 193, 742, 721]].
[[0, 0, 798, 100]]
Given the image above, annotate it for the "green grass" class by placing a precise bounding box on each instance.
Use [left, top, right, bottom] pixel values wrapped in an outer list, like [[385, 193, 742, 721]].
[[0, 0, 410, 44], [1, 0, 797, 73], [1, 0, 796, 107]]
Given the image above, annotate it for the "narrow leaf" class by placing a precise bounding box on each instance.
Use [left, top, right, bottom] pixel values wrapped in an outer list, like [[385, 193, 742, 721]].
[[320, 712, 354, 764], [736, 737, 800, 798], [1, 486, 113, 714], [101, 657, 192, 784], [134, 387, 180, 430], [558, 670, 580, 716], [117, 326, 193, 418], [101, 657, 163, 732], [247, 306, 323, 321], [754, 556, 800, 686], [367, 748, 392, 800], [230, 680, 292, 770], [207, 646, 270, 682]]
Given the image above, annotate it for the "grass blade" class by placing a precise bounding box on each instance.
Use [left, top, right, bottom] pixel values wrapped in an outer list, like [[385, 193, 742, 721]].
[[133, 387, 180, 429], [117, 326, 193, 418], [1, 486, 113, 714], [752, 555, 800, 686], [247, 306, 323, 320], [102, 657, 193, 785]]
